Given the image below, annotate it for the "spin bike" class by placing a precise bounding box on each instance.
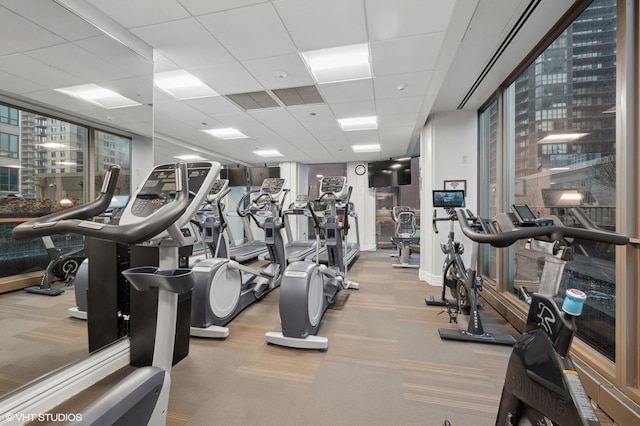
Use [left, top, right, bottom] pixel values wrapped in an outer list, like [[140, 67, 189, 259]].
[[12, 161, 220, 425], [452, 205, 628, 426], [426, 190, 516, 345], [190, 178, 288, 338], [265, 176, 359, 350]]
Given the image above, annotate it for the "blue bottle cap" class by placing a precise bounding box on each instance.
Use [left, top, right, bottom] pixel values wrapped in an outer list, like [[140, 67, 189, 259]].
[[562, 288, 587, 316]]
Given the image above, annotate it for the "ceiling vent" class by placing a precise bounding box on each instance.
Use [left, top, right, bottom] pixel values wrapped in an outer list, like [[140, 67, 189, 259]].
[[225, 91, 280, 111], [272, 85, 324, 106]]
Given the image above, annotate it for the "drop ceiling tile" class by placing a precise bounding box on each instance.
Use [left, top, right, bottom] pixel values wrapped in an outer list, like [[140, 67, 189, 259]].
[[371, 33, 445, 76], [343, 129, 379, 143], [196, 3, 297, 61], [0, 69, 46, 95], [154, 98, 216, 127], [2, 0, 103, 42], [183, 96, 244, 117], [242, 54, 314, 90], [317, 79, 375, 104], [273, 0, 367, 51], [373, 71, 433, 99], [0, 6, 64, 55], [379, 126, 414, 144], [376, 96, 425, 115], [329, 101, 376, 118], [75, 35, 152, 78], [378, 113, 420, 129], [26, 43, 132, 82], [0, 54, 80, 91], [365, 0, 456, 41], [178, 0, 269, 16], [86, 0, 190, 28], [132, 18, 235, 68], [188, 64, 263, 95]]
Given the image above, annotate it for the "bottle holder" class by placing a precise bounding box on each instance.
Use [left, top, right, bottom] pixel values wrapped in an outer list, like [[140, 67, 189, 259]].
[[122, 267, 194, 293]]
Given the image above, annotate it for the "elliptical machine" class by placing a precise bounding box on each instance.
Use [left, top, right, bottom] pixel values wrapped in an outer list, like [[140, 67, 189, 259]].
[[265, 176, 359, 350], [11, 161, 220, 425], [190, 177, 288, 338], [452, 205, 628, 425], [390, 206, 419, 268]]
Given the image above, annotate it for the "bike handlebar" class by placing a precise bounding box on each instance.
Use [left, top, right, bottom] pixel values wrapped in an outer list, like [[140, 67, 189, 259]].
[[12, 163, 192, 245], [455, 207, 629, 248]]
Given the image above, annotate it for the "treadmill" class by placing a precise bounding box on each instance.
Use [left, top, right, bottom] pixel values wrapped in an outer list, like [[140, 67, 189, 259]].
[[228, 179, 287, 262], [261, 194, 317, 263], [305, 178, 360, 266]]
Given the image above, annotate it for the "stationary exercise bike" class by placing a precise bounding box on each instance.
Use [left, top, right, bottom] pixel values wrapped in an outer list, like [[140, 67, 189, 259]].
[[24, 235, 86, 296], [390, 206, 419, 269], [452, 204, 629, 425], [425, 190, 516, 345], [265, 176, 359, 350], [12, 161, 220, 425], [190, 177, 288, 338]]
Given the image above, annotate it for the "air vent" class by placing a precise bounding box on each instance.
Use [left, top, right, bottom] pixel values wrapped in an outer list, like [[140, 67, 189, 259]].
[[226, 91, 279, 111], [272, 85, 324, 106]]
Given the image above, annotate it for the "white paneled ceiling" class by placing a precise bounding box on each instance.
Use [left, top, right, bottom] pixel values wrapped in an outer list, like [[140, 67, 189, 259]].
[[1, 0, 580, 166]]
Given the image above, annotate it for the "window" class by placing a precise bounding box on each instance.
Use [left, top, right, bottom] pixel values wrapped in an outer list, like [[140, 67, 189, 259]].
[[0, 167, 19, 192], [499, 0, 617, 360], [0, 105, 18, 125], [0, 132, 19, 158], [94, 130, 131, 198]]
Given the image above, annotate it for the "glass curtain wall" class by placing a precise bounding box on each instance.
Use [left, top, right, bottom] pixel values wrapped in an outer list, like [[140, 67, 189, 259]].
[[0, 105, 132, 280], [480, 0, 618, 361]]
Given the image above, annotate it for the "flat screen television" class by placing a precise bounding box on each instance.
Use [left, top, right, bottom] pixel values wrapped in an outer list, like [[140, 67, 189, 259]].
[[220, 167, 247, 186], [367, 158, 411, 188], [249, 167, 280, 186], [432, 190, 465, 208]]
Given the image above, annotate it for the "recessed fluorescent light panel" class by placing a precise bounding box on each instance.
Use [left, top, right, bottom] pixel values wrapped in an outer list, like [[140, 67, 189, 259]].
[[301, 43, 371, 84], [253, 149, 283, 157], [540, 133, 588, 143], [352, 144, 380, 153], [155, 70, 219, 100], [338, 116, 378, 131], [203, 128, 248, 139], [55, 84, 141, 109], [175, 154, 206, 161]]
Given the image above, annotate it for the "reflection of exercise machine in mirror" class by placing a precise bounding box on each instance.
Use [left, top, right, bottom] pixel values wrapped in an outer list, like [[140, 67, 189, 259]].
[[390, 206, 419, 268], [445, 205, 629, 426], [190, 178, 288, 338], [426, 190, 516, 345], [9, 161, 219, 424]]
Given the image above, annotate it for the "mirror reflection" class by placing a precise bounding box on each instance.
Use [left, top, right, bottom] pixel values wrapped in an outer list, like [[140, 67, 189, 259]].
[[0, 0, 153, 397]]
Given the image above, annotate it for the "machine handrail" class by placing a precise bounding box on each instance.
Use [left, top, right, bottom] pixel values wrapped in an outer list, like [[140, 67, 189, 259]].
[[455, 207, 629, 247], [432, 209, 457, 234], [12, 163, 191, 246]]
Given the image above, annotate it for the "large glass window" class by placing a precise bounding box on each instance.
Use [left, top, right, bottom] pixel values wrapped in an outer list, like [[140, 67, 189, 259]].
[[504, 0, 617, 360], [0, 106, 132, 280], [479, 100, 498, 282]]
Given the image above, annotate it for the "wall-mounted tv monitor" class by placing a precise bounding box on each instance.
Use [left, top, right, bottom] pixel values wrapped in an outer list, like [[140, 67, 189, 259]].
[[249, 167, 280, 186], [432, 190, 465, 208], [367, 158, 411, 188], [220, 167, 247, 186]]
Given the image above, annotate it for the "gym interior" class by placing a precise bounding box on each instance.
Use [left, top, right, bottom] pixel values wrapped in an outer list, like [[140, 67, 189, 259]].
[[0, 0, 639, 425]]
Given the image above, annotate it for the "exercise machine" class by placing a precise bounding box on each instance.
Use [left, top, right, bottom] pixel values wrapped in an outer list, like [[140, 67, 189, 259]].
[[191, 179, 231, 260], [190, 178, 288, 338], [390, 206, 419, 268], [24, 235, 86, 296], [261, 193, 318, 264], [226, 182, 286, 262], [265, 176, 359, 350], [426, 189, 516, 345], [12, 161, 220, 425], [450, 205, 628, 425], [305, 179, 360, 267]]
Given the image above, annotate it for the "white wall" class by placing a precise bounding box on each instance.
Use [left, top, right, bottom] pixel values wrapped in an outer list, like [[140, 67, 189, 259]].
[[347, 162, 376, 251], [130, 134, 153, 192], [419, 111, 478, 286]]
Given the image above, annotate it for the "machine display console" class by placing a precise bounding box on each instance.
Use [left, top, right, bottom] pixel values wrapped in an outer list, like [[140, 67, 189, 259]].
[[432, 190, 465, 208], [511, 204, 537, 225], [130, 162, 213, 217], [320, 176, 347, 197], [260, 178, 286, 195]]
